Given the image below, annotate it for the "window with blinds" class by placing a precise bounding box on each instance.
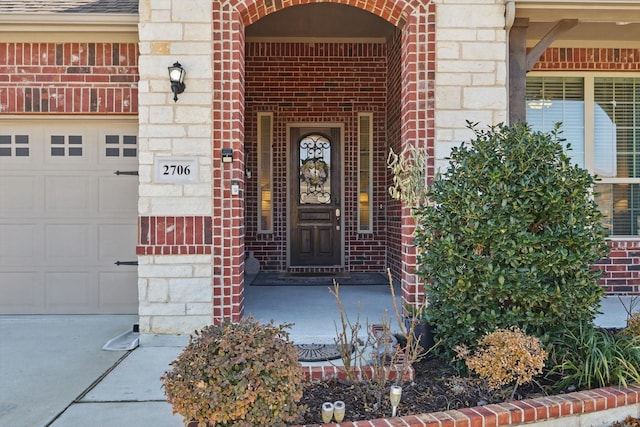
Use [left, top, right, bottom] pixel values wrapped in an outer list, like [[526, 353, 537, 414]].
[[358, 113, 373, 233], [527, 75, 640, 237], [257, 112, 273, 233], [593, 77, 640, 236], [526, 76, 585, 167]]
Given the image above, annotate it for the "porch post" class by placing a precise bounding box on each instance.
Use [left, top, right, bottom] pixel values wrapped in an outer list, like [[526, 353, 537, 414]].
[[509, 18, 529, 124], [212, 2, 246, 323]]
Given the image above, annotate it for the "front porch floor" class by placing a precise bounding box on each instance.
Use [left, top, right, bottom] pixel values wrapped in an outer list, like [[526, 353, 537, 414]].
[[244, 279, 402, 345]]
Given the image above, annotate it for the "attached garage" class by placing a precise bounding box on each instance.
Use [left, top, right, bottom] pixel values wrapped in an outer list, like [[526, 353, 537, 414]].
[[0, 119, 138, 314]]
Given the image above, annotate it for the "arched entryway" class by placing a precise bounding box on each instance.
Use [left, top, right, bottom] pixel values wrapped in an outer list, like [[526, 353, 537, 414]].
[[211, 0, 435, 323]]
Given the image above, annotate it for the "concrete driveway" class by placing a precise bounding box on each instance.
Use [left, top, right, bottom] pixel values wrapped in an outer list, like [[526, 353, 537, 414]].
[[0, 315, 140, 426]]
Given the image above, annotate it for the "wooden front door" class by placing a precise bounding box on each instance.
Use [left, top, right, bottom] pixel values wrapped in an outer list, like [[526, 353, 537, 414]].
[[289, 126, 342, 267]]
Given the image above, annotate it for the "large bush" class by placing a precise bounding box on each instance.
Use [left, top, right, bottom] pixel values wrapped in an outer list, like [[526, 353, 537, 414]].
[[415, 122, 609, 359], [162, 317, 304, 427]]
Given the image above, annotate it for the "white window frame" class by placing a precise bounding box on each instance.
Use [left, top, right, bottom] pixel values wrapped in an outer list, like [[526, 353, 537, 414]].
[[358, 112, 374, 234], [528, 71, 640, 239]]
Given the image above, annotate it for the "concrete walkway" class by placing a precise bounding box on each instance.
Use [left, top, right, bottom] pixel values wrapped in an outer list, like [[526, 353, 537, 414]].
[[0, 292, 633, 427]]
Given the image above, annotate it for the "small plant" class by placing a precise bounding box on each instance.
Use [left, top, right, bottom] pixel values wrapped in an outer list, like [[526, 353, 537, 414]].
[[161, 317, 304, 427], [329, 269, 426, 412], [387, 146, 430, 219], [455, 327, 547, 399], [549, 321, 640, 390], [619, 295, 640, 338], [622, 312, 640, 338]]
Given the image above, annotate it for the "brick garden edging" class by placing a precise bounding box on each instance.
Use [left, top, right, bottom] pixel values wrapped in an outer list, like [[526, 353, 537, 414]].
[[294, 369, 640, 427], [301, 362, 415, 383]]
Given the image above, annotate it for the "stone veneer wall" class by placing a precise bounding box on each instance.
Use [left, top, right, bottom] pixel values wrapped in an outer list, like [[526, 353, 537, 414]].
[[433, 0, 508, 173], [137, 0, 216, 334]]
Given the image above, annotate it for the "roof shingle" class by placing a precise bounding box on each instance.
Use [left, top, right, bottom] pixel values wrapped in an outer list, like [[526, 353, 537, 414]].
[[0, 0, 138, 14]]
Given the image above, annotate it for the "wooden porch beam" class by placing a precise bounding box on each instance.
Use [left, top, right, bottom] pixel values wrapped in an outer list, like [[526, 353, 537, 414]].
[[526, 19, 578, 72]]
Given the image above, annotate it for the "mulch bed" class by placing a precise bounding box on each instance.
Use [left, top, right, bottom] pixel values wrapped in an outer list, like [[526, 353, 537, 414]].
[[298, 357, 554, 425]]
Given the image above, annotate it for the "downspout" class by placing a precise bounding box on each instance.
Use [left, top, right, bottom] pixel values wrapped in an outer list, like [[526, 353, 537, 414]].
[[505, 0, 516, 124], [505, 1, 516, 32]]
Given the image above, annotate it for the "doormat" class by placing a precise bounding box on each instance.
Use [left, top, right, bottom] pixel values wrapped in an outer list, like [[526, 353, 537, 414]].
[[295, 343, 352, 362], [250, 272, 390, 286]]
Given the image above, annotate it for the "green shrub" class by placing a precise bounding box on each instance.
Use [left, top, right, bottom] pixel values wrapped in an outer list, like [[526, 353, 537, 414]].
[[549, 322, 640, 390], [415, 122, 609, 359], [161, 317, 304, 427]]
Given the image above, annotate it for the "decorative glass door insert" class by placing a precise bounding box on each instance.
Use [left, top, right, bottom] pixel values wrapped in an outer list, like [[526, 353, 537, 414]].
[[299, 134, 332, 204]]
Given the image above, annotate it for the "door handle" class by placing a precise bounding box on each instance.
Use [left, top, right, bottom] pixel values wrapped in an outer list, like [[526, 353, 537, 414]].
[[335, 208, 341, 230], [335, 208, 341, 218]]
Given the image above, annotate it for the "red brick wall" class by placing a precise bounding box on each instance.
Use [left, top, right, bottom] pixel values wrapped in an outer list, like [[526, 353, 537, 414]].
[[136, 216, 213, 256], [0, 42, 138, 114], [595, 241, 640, 294], [385, 29, 404, 281], [535, 47, 640, 294], [534, 47, 640, 71], [244, 41, 389, 272]]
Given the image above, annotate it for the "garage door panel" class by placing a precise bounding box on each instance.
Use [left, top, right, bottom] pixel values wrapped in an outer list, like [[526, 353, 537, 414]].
[[0, 176, 40, 213], [0, 224, 41, 265], [99, 224, 136, 261], [99, 176, 138, 214], [45, 176, 95, 214], [0, 272, 42, 311], [99, 271, 138, 313], [45, 272, 93, 310], [45, 224, 93, 262]]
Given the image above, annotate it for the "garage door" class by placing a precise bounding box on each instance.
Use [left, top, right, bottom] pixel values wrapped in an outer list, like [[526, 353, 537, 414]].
[[0, 120, 138, 314]]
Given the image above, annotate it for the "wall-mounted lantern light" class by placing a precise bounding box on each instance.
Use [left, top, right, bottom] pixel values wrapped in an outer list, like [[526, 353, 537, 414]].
[[168, 61, 186, 102]]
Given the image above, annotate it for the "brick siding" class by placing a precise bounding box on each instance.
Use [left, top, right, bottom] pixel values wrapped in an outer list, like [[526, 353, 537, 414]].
[[136, 216, 213, 256], [534, 47, 640, 71], [0, 42, 138, 113]]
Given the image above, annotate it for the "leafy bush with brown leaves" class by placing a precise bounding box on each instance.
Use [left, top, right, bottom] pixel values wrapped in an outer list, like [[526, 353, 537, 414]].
[[162, 317, 304, 427], [455, 327, 547, 398], [623, 312, 640, 338]]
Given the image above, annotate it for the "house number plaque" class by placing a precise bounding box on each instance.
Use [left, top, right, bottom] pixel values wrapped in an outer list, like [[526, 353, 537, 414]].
[[154, 157, 198, 183]]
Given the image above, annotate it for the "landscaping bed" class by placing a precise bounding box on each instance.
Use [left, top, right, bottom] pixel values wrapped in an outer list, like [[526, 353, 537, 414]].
[[296, 356, 640, 426], [298, 356, 545, 424]]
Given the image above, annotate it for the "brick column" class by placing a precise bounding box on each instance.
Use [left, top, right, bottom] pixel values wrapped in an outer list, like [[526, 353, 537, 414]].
[[212, 1, 246, 323]]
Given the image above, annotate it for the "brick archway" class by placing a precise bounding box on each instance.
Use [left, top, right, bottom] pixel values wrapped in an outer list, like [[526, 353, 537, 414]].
[[212, 0, 435, 323], [236, 0, 416, 27]]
